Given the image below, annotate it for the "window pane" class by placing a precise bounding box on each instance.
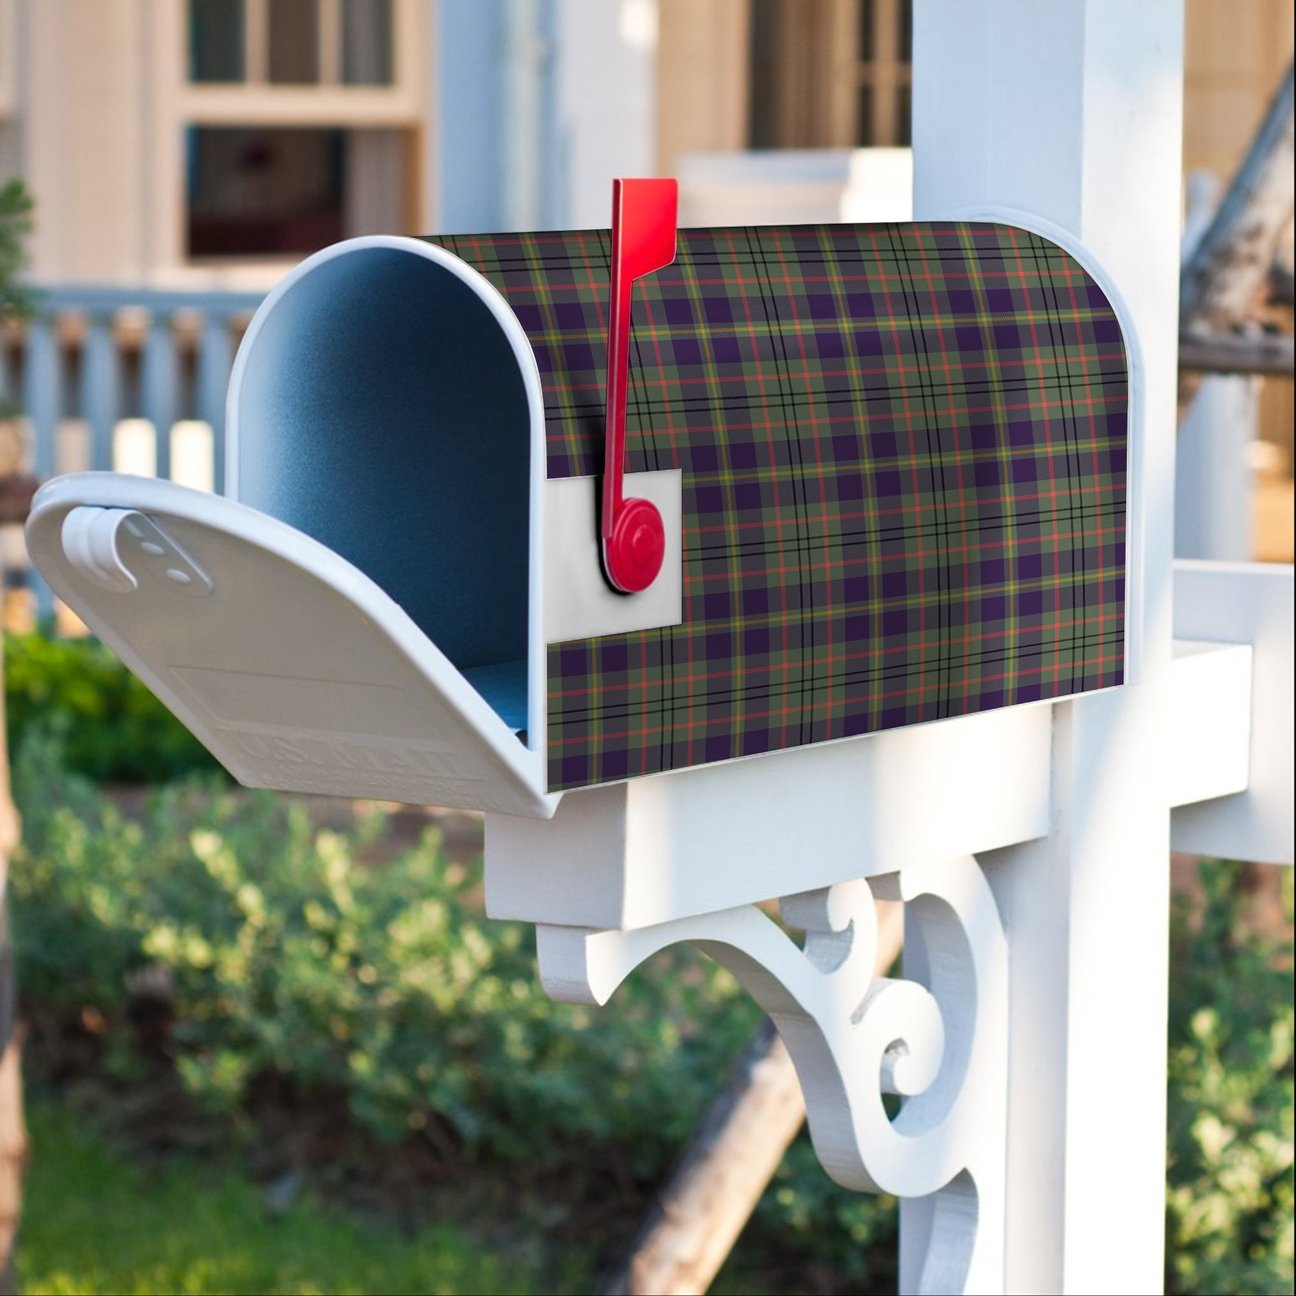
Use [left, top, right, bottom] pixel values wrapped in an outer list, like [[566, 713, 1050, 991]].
[[269, 0, 320, 84], [895, 83, 911, 146], [189, 0, 245, 82], [897, 0, 913, 61], [342, 0, 394, 85], [187, 127, 346, 257], [856, 83, 874, 144], [858, 0, 875, 62], [747, 0, 779, 148]]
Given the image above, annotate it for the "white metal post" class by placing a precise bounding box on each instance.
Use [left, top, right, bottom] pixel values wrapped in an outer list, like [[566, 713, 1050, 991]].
[[912, 3, 1184, 1291], [552, 0, 658, 227]]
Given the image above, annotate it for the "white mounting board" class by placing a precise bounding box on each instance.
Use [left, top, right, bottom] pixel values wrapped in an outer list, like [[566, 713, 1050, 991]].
[[1172, 560, 1294, 865], [1167, 640, 1251, 810], [485, 699, 1052, 929]]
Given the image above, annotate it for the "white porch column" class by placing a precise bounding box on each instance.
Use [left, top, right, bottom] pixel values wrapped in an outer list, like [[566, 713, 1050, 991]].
[[911, 4, 1183, 1293], [1175, 376, 1259, 561], [551, 0, 658, 227]]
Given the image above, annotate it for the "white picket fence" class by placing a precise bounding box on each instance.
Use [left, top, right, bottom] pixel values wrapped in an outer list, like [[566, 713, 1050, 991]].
[[1, 285, 264, 616]]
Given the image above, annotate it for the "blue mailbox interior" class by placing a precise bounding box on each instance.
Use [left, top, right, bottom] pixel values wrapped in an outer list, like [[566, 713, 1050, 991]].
[[233, 244, 532, 733]]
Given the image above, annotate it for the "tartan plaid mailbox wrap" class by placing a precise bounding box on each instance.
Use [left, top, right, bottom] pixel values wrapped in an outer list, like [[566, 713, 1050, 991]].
[[432, 223, 1129, 794]]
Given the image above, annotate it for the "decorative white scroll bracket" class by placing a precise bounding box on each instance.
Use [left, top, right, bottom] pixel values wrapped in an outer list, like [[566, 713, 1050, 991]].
[[536, 855, 1008, 1296]]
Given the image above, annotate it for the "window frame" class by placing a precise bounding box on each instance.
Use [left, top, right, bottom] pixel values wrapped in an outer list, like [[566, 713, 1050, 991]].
[[748, 0, 913, 149], [182, 0, 421, 123], [151, 0, 426, 278]]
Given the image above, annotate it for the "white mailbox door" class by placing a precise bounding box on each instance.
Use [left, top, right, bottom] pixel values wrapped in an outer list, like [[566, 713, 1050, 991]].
[[27, 473, 556, 819]]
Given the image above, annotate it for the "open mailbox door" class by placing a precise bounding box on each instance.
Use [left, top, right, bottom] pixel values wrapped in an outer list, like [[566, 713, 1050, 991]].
[[27, 473, 555, 818], [27, 235, 556, 819]]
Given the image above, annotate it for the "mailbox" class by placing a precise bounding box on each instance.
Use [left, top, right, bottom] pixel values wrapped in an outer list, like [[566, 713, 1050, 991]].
[[27, 184, 1130, 818]]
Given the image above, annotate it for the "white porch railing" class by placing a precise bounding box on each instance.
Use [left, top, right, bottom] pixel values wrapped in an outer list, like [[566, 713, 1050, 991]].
[[1, 284, 265, 617]]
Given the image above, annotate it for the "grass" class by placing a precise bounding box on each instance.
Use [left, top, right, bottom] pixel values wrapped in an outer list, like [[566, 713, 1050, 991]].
[[17, 1101, 552, 1295]]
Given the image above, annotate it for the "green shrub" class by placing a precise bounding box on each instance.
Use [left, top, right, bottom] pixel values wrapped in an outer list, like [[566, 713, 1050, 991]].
[[0, 178, 36, 423], [10, 725, 1292, 1293], [11, 726, 759, 1171], [4, 630, 221, 783], [1166, 861, 1294, 1295], [12, 725, 899, 1287]]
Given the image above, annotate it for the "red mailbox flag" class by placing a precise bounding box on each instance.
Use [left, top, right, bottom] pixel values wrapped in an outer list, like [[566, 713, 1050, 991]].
[[601, 178, 678, 593]]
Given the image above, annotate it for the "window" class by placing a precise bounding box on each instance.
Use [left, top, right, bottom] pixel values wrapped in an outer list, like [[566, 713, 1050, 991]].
[[187, 127, 345, 256], [190, 0, 247, 82], [269, 0, 320, 85], [187, 0, 395, 87], [165, 0, 423, 266], [342, 0, 394, 85], [185, 126, 412, 259], [749, 0, 913, 149], [855, 0, 912, 145]]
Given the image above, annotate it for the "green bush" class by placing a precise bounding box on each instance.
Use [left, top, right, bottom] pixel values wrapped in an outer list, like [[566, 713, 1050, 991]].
[[9, 723, 1291, 1293], [11, 723, 899, 1289], [11, 726, 758, 1171], [4, 631, 221, 784], [1166, 861, 1294, 1295]]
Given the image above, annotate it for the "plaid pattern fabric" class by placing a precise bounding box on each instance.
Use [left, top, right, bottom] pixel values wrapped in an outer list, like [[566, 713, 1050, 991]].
[[431, 223, 1128, 793]]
